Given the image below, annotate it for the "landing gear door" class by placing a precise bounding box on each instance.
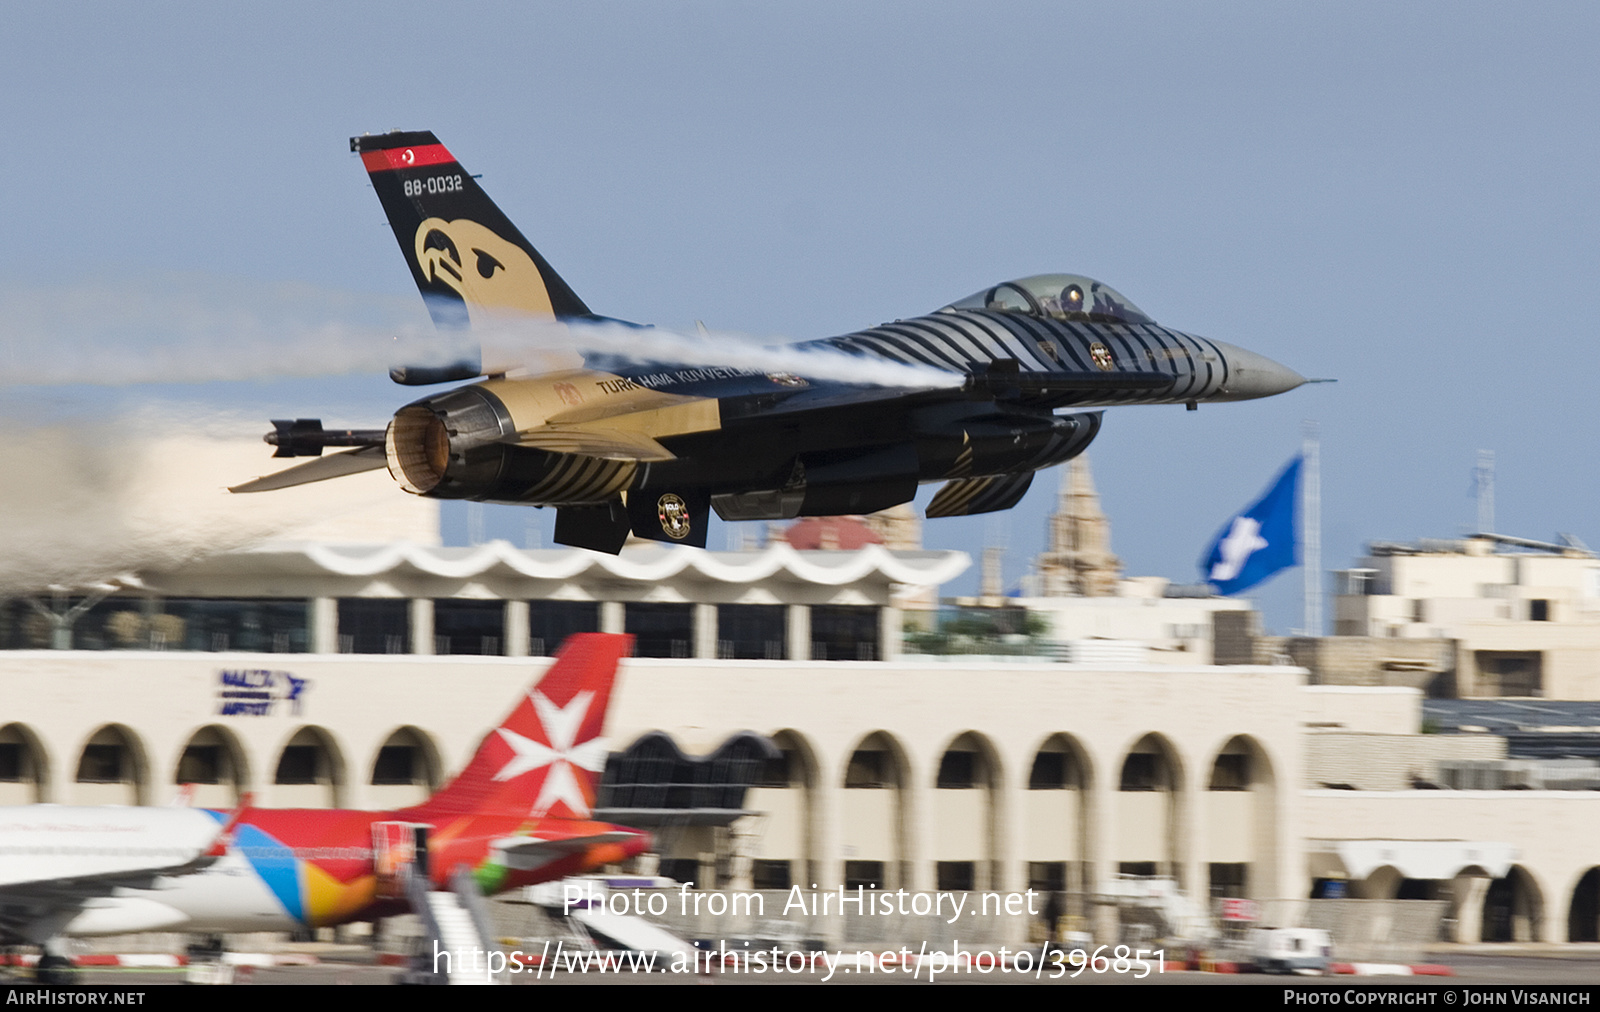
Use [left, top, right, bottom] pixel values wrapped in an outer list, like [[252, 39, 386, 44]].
[[626, 488, 710, 548], [373, 821, 430, 898]]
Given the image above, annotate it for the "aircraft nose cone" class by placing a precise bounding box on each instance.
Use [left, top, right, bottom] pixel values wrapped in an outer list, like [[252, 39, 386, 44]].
[[1211, 342, 1306, 401]]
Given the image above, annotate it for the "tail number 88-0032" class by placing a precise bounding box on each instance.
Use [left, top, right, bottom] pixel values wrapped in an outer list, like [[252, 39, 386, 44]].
[[404, 174, 463, 198]]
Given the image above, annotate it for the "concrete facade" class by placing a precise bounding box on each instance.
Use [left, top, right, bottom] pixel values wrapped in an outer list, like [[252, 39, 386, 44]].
[[1334, 537, 1600, 698], [2, 646, 1599, 940], [0, 651, 1302, 906], [10, 532, 1600, 944], [1018, 579, 1254, 665]]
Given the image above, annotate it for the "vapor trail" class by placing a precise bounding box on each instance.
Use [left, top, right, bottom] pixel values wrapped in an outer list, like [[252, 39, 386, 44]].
[[471, 317, 962, 390], [0, 275, 429, 387], [0, 275, 961, 390], [0, 274, 960, 591]]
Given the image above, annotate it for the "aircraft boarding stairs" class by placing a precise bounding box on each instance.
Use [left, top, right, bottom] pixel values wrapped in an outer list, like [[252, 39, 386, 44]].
[[401, 865, 501, 985], [373, 820, 500, 984]]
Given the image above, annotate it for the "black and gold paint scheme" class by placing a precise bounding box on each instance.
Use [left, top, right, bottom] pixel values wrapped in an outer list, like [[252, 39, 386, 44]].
[[232, 132, 1307, 554]]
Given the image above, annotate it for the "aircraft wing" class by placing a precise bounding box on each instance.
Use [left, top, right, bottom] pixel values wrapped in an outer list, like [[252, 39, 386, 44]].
[[502, 424, 676, 461], [0, 799, 244, 894], [0, 801, 246, 941], [0, 849, 216, 901], [0, 866, 205, 941], [229, 445, 388, 493], [491, 832, 638, 871]]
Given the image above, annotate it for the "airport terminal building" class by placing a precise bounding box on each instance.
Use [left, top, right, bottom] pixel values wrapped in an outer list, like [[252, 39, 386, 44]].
[[7, 453, 1600, 946], [4, 526, 1600, 946]]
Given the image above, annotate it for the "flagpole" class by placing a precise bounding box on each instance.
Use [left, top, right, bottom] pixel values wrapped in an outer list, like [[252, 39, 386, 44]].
[[1303, 420, 1321, 637]]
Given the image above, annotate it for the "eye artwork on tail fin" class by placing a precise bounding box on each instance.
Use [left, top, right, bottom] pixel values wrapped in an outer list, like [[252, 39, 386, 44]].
[[231, 131, 1314, 553], [414, 216, 555, 320], [0, 634, 649, 958]]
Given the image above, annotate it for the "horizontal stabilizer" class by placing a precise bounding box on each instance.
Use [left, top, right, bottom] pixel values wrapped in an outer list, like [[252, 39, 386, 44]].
[[229, 445, 387, 493], [205, 793, 254, 858], [494, 832, 637, 871], [505, 424, 676, 462], [926, 472, 1035, 518]]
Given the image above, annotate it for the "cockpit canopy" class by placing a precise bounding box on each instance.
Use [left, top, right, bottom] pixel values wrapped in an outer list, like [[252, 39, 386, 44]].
[[940, 274, 1153, 325]]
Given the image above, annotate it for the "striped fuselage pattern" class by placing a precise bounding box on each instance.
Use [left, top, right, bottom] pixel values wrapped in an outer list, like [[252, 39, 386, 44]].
[[340, 131, 1307, 551], [378, 284, 1309, 551], [415, 308, 1235, 513], [826, 308, 1228, 408]]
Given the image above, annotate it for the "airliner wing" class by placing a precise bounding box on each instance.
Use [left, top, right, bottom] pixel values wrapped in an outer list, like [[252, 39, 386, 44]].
[[0, 850, 215, 892], [0, 799, 248, 939], [0, 847, 217, 941]]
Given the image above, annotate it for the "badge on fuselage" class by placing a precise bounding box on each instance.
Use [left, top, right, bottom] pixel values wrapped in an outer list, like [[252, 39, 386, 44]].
[[1089, 342, 1114, 371], [657, 494, 692, 539]]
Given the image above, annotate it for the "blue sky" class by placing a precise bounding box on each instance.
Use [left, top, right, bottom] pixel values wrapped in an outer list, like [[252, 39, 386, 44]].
[[2, 3, 1596, 632]]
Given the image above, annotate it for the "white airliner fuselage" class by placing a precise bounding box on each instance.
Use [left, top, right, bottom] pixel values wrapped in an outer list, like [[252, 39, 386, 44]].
[[0, 806, 299, 940]]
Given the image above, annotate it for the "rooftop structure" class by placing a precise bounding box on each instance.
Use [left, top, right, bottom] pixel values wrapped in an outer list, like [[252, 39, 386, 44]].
[[1035, 456, 1121, 598], [2, 543, 967, 663], [949, 458, 1251, 664], [1334, 534, 1600, 698]]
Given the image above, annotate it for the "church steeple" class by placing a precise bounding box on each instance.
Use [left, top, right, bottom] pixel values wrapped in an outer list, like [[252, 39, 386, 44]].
[[1037, 456, 1121, 596]]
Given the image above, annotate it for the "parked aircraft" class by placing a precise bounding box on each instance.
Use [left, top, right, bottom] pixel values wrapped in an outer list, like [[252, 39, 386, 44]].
[[0, 634, 647, 973], [234, 131, 1308, 553]]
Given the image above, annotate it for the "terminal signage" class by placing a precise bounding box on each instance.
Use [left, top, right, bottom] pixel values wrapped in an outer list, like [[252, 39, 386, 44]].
[[215, 668, 309, 717]]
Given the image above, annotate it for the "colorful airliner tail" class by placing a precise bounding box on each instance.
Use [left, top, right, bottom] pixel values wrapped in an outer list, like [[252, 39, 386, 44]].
[[405, 633, 631, 820]]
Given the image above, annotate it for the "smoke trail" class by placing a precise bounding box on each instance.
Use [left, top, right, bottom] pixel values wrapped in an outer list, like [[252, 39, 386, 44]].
[[0, 274, 961, 390], [0, 274, 968, 593], [0, 274, 431, 387], [523, 318, 962, 390], [0, 404, 420, 595]]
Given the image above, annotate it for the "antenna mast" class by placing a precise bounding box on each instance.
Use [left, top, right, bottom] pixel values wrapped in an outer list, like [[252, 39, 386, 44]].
[[1475, 450, 1495, 534], [1303, 420, 1321, 637]]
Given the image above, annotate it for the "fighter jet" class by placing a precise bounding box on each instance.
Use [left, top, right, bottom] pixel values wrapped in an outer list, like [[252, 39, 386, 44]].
[[233, 130, 1308, 553]]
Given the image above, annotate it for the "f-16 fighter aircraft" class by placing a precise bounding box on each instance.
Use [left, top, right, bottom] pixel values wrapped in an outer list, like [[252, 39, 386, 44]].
[[0, 635, 647, 970], [233, 131, 1308, 553]]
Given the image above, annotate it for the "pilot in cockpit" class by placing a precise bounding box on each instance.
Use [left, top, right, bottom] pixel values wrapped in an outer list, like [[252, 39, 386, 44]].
[[947, 275, 1152, 325], [1039, 283, 1084, 320]]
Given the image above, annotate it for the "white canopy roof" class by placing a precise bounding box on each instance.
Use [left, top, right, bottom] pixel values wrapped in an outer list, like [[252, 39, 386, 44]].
[[132, 541, 970, 601], [1308, 839, 1517, 880]]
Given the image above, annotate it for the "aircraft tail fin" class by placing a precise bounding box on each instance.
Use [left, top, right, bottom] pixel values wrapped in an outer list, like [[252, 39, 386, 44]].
[[407, 633, 631, 820], [352, 131, 591, 381]]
